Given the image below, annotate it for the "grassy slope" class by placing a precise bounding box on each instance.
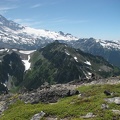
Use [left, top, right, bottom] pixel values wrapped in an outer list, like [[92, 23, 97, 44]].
[[1, 84, 120, 120]]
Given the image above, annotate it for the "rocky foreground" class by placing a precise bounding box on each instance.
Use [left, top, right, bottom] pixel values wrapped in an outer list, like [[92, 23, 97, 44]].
[[0, 77, 120, 120], [0, 84, 79, 116]]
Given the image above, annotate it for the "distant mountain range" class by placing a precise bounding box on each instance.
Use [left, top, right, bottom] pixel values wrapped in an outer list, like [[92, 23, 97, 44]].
[[0, 14, 120, 68], [66, 38, 120, 67], [0, 41, 120, 93]]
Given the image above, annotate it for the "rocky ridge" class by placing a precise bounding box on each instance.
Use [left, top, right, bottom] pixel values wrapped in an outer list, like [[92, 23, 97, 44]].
[[19, 84, 79, 104]]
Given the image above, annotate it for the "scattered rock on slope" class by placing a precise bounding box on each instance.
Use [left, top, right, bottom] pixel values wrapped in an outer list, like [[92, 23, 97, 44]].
[[105, 97, 120, 105], [19, 84, 79, 104], [31, 111, 45, 120]]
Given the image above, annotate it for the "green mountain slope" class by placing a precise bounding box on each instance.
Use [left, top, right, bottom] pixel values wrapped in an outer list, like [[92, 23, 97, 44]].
[[67, 38, 120, 68], [0, 41, 120, 92], [22, 41, 120, 89]]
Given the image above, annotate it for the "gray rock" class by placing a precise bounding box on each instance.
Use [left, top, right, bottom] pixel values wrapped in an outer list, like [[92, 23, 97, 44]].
[[31, 111, 45, 120], [101, 104, 109, 109], [19, 84, 79, 104], [112, 110, 120, 115], [0, 101, 8, 114], [45, 117, 69, 120], [104, 90, 111, 96], [105, 97, 120, 105], [45, 117, 58, 120], [78, 94, 82, 98], [0, 94, 16, 115], [81, 112, 96, 118]]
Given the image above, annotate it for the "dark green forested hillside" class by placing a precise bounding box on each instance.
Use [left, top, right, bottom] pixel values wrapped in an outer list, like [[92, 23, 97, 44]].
[[0, 52, 25, 93], [22, 41, 120, 89], [0, 41, 120, 92]]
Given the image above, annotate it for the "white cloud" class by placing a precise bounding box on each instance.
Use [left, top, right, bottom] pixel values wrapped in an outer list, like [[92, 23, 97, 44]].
[[47, 17, 88, 24], [0, 11, 7, 15], [0, 0, 19, 14], [14, 18, 32, 23], [14, 18, 43, 27], [0, 5, 18, 15], [5, 0, 19, 2], [0, 6, 17, 11], [31, 4, 41, 8]]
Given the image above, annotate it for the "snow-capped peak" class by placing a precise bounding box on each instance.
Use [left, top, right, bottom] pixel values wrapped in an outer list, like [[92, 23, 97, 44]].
[[17, 26, 78, 41], [79, 38, 120, 50], [95, 39, 120, 50], [0, 14, 78, 50]]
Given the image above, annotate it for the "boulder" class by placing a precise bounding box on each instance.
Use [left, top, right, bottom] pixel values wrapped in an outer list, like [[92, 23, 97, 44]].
[[112, 110, 120, 115], [45, 117, 58, 120], [31, 111, 45, 120], [101, 104, 109, 109], [105, 97, 120, 105], [104, 90, 111, 96], [81, 112, 96, 119]]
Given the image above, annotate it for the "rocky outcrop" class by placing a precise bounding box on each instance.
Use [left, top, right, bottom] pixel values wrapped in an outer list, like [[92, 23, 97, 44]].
[[19, 84, 79, 104], [0, 84, 79, 116], [0, 94, 17, 115], [112, 110, 120, 115], [81, 112, 96, 119], [105, 97, 120, 105], [0, 101, 8, 115], [31, 111, 45, 120]]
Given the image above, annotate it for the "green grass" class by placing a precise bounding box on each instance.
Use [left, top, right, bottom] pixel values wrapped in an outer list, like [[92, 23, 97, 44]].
[[1, 84, 120, 120]]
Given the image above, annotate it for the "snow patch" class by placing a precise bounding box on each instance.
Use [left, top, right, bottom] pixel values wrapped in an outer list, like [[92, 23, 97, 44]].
[[3, 83, 6, 87], [65, 51, 70, 55], [84, 61, 91, 65], [88, 72, 92, 76], [0, 82, 7, 87], [0, 48, 8, 52], [84, 71, 92, 79], [22, 55, 31, 71], [7, 49, 9, 52], [96, 39, 100, 43], [19, 50, 36, 54], [0, 49, 5, 52], [12, 49, 18, 51], [74, 56, 78, 62]]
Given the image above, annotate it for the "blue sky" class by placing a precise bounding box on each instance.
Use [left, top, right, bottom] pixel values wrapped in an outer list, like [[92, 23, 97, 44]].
[[0, 0, 120, 40]]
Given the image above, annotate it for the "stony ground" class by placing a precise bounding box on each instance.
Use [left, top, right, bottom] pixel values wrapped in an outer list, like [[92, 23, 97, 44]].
[[0, 76, 120, 120]]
